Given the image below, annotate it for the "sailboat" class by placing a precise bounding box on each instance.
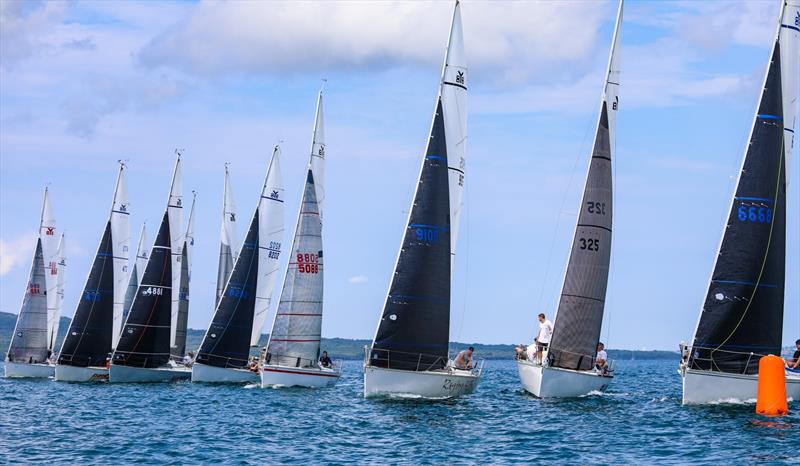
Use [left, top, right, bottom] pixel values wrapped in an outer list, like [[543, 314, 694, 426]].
[[192, 147, 284, 383], [110, 154, 189, 383], [172, 193, 195, 361], [123, 224, 148, 324], [679, 0, 800, 405], [5, 188, 62, 378], [217, 164, 239, 306], [260, 91, 340, 389], [363, 1, 481, 398], [56, 163, 131, 382], [517, 0, 622, 399]]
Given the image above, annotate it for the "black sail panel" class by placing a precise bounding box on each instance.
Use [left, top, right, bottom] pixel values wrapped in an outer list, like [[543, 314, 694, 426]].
[[549, 103, 613, 371], [112, 211, 172, 368], [690, 43, 786, 375], [58, 222, 115, 367], [371, 99, 452, 371], [196, 211, 259, 369]]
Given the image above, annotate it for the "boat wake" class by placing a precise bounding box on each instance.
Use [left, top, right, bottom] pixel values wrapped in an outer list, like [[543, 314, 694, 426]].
[[580, 390, 628, 398]]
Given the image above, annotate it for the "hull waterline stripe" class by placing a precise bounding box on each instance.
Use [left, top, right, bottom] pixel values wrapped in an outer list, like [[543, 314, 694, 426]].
[[262, 367, 338, 377]]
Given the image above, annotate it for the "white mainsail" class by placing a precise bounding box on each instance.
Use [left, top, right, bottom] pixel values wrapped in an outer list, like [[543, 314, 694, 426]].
[[216, 164, 239, 305], [781, 1, 799, 180], [110, 163, 131, 349], [51, 233, 66, 352], [441, 2, 467, 267], [40, 188, 61, 350], [252, 146, 285, 346], [167, 154, 184, 347], [266, 96, 326, 365]]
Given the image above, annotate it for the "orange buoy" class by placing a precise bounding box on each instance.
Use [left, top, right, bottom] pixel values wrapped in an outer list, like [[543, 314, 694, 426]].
[[756, 355, 788, 417]]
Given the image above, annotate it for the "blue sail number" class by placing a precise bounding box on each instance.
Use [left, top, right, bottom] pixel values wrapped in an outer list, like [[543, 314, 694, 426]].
[[737, 205, 772, 224]]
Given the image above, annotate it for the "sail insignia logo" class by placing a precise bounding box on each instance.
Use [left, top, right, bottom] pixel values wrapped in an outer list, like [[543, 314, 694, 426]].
[[270, 190, 280, 200], [50, 261, 57, 275], [229, 213, 236, 222], [119, 203, 128, 212], [456, 71, 465, 85], [796, 11, 799, 26], [612, 96, 619, 111], [318, 145, 325, 157], [45, 227, 55, 236]]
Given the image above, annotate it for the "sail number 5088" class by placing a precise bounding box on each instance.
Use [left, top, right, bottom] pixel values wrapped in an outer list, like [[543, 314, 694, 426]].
[[297, 253, 319, 274]]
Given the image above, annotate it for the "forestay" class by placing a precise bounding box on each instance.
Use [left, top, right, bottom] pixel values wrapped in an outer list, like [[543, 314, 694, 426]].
[[548, 3, 622, 371], [689, 14, 791, 375], [216, 165, 239, 306], [370, 2, 465, 372], [196, 148, 283, 368]]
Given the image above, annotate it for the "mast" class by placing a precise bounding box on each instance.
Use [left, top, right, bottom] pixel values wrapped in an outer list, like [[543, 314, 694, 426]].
[[59, 164, 130, 367], [369, 1, 465, 372], [688, 3, 791, 375], [547, 0, 622, 371], [216, 164, 239, 306], [173, 193, 195, 358], [266, 100, 326, 366], [196, 147, 284, 369]]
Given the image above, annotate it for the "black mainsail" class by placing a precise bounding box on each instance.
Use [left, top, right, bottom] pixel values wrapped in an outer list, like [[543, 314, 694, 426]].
[[112, 211, 173, 369], [689, 42, 786, 375], [371, 99, 452, 371]]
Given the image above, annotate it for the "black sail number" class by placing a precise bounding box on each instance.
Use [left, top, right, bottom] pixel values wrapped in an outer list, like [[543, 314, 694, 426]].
[[586, 201, 607, 215], [579, 238, 599, 252]]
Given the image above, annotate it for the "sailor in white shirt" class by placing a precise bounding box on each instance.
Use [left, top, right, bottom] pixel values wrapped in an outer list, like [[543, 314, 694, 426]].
[[531, 313, 553, 364], [595, 342, 608, 372]]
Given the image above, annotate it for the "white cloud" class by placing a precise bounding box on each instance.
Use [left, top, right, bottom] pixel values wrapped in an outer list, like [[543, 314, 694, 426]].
[[137, 1, 610, 83], [0, 234, 37, 276], [348, 275, 368, 285]]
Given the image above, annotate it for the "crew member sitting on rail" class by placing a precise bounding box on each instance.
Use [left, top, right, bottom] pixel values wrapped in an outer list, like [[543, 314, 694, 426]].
[[182, 351, 194, 367], [319, 351, 333, 368], [787, 339, 800, 370], [595, 343, 608, 373], [453, 347, 475, 370]]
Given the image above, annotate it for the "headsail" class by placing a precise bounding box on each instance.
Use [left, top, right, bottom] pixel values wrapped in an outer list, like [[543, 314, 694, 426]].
[[110, 163, 131, 349], [548, 1, 622, 371], [173, 194, 196, 358], [370, 2, 464, 372], [216, 165, 239, 306], [196, 147, 284, 369], [51, 233, 66, 352], [7, 240, 49, 364], [123, 224, 148, 324], [310, 91, 327, 220], [168, 153, 184, 348], [780, 1, 799, 178], [689, 6, 791, 375], [60, 164, 132, 367]]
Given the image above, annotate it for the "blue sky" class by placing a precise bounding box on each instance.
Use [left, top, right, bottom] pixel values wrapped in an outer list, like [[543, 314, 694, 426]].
[[1, 0, 798, 350]]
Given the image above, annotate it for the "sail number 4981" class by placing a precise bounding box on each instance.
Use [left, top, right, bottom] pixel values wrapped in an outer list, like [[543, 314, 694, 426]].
[[297, 253, 319, 274]]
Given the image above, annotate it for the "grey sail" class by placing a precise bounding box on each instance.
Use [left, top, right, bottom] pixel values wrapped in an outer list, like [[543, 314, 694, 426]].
[[266, 169, 323, 367], [172, 245, 190, 358], [548, 104, 614, 371], [216, 242, 234, 306], [7, 240, 50, 364], [688, 42, 786, 375], [122, 263, 139, 325]]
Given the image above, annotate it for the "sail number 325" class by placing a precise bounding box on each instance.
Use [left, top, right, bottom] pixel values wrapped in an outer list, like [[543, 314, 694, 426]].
[[297, 253, 319, 274]]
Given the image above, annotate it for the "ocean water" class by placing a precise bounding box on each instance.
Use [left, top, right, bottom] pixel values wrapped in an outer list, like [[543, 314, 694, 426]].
[[1, 359, 798, 465]]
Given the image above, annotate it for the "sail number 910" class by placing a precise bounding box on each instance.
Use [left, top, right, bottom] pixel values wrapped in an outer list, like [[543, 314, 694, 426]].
[[737, 205, 772, 224], [297, 253, 319, 274]]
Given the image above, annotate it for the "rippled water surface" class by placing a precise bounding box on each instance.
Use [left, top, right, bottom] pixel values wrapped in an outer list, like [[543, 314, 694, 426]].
[[1, 359, 798, 464]]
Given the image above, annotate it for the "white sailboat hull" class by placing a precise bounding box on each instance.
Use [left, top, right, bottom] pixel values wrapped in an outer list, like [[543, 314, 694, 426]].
[[109, 363, 191, 383], [191, 362, 259, 383], [363, 365, 480, 399], [517, 360, 612, 398], [3, 361, 54, 378], [55, 364, 108, 382], [681, 368, 800, 405], [260, 364, 340, 388]]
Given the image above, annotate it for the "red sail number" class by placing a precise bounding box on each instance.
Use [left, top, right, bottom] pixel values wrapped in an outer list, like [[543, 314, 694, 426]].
[[297, 253, 319, 274]]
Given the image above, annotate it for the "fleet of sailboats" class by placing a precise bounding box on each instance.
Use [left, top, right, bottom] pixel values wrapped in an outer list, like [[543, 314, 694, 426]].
[[517, 0, 622, 399], [3, 0, 800, 407], [679, 0, 800, 404]]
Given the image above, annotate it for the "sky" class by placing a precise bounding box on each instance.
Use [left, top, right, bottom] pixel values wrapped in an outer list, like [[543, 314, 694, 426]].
[[1, 0, 798, 351]]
